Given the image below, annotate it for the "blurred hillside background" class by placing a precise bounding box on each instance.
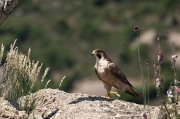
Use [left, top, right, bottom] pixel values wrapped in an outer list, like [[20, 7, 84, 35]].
[[0, 0, 180, 105]]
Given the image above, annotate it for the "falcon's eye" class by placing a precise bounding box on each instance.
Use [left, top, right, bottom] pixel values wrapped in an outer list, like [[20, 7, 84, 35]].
[[95, 50, 101, 54], [98, 51, 103, 54]]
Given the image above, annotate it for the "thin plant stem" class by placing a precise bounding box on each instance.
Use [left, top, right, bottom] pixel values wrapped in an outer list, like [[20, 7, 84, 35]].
[[171, 42, 179, 117], [146, 64, 149, 107], [160, 89, 171, 119], [136, 33, 146, 108]]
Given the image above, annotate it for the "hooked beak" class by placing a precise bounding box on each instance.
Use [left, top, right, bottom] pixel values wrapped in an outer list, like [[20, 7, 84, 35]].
[[91, 50, 97, 56]]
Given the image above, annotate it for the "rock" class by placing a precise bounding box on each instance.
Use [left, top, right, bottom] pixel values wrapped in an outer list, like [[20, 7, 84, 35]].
[[0, 97, 28, 119], [28, 89, 160, 119], [0, 89, 161, 118]]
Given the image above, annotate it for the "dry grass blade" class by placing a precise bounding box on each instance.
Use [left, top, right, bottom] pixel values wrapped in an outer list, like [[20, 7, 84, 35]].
[[0, 40, 50, 114]]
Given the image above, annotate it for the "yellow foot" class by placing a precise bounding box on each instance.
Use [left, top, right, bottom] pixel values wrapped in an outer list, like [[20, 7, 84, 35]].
[[106, 91, 120, 98], [106, 93, 111, 99], [110, 91, 120, 97]]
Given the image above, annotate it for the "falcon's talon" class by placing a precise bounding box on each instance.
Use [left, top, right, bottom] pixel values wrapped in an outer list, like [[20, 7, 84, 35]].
[[110, 91, 120, 97], [106, 91, 120, 99], [106, 93, 112, 99]]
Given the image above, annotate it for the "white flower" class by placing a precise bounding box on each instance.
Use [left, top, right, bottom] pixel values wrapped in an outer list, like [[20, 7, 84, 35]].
[[156, 82, 161, 88], [156, 78, 160, 82], [174, 79, 180, 85], [158, 54, 160, 61], [167, 90, 173, 98], [172, 55, 178, 59]]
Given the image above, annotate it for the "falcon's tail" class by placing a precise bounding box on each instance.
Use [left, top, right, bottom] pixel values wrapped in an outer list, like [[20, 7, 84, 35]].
[[125, 86, 140, 98]]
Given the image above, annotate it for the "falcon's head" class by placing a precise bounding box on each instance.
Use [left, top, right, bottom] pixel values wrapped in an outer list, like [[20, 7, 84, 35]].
[[91, 49, 106, 59]]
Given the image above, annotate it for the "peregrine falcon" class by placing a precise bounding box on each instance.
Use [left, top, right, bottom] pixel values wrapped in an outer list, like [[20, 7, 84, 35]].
[[91, 49, 140, 98]]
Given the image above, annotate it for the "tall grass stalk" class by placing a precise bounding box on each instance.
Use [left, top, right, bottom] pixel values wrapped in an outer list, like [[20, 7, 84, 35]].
[[0, 40, 49, 114], [58, 76, 66, 89]]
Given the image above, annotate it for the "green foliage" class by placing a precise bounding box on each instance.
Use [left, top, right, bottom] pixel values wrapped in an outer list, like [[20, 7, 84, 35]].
[[139, 44, 149, 59], [54, 18, 70, 34], [119, 49, 131, 63], [93, 0, 107, 7], [79, 21, 102, 40], [17, 0, 45, 13]]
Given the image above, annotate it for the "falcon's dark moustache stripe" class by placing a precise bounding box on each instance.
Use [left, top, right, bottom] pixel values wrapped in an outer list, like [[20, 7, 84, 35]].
[[97, 54, 101, 59]]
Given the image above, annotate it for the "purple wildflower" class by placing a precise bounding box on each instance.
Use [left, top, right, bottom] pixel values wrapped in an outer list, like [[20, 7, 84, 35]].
[[143, 114, 147, 119], [177, 88, 180, 93], [145, 59, 149, 64], [158, 52, 164, 61], [141, 111, 147, 119], [134, 26, 139, 32]]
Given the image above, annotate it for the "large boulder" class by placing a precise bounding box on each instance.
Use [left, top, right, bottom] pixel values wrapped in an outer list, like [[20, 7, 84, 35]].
[[0, 89, 162, 118], [28, 89, 159, 119]]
